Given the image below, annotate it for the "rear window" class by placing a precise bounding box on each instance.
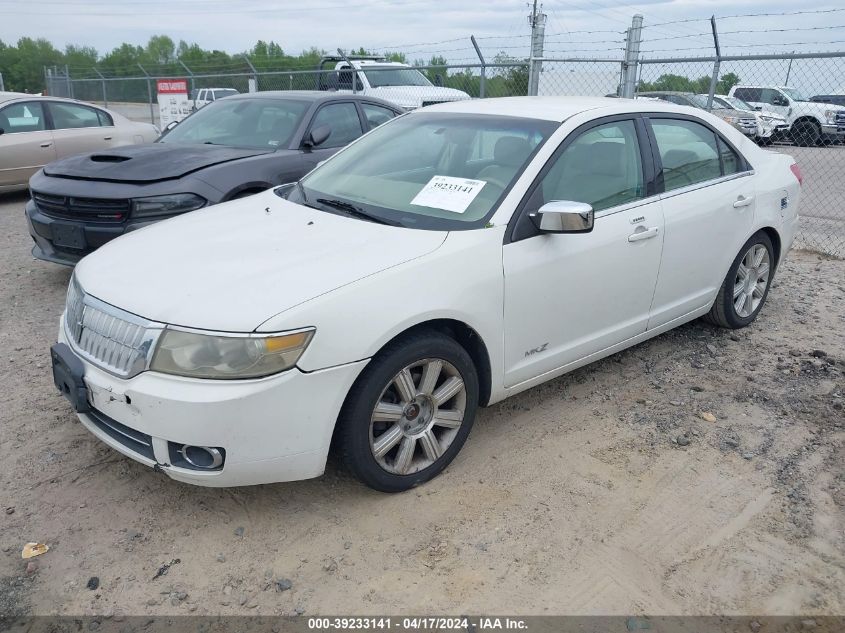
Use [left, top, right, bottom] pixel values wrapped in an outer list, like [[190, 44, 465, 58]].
[[733, 88, 761, 102]]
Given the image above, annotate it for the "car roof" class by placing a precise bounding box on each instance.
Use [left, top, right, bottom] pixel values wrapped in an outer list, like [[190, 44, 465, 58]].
[[0, 91, 32, 104], [419, 95, 696, 122], [225, 90, 397, 104], [0, 92, 110, 108]]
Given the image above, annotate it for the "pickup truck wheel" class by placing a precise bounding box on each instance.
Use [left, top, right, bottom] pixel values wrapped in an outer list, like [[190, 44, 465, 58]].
[[337, 331, 479, 492], [792, 121, 821, 147], [705, 232, 774, 329]]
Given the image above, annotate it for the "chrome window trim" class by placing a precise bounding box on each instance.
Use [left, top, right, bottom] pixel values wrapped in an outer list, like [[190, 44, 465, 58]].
[[594, 170, 754, 219], [657, 170, 755, 202]]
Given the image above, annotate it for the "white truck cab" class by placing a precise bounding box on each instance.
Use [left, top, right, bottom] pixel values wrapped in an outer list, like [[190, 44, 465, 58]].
[[190, 88, 240, 111], [729, 85, 845, 146], [316, 55, 470, 111]]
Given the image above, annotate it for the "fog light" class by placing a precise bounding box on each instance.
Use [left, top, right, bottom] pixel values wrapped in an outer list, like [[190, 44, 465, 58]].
[[178, 445, 223, 469]]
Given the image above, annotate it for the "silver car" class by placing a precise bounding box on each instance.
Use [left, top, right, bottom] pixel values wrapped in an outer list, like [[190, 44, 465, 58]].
[[0, 93, 159, 193]]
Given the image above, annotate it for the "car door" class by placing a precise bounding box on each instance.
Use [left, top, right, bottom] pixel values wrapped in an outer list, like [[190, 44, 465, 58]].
[[759, 88, 791, 120], [47, 101, 118, 157], [502, 116, 664, 388], [300, 101, 365, 171], [644, 115, 756, 328], [0, 101, 56, 189]]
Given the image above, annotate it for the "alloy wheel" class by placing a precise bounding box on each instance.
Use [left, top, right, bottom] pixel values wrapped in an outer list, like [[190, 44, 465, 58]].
[[733, 244, 771, 318], [369, 358, 466, 475]]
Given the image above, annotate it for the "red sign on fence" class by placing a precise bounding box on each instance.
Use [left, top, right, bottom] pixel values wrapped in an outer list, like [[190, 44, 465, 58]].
[[156, 79, 188, 94]]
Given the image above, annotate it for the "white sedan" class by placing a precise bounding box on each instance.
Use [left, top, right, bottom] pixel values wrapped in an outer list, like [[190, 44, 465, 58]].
[[51, 97, 802, 492]]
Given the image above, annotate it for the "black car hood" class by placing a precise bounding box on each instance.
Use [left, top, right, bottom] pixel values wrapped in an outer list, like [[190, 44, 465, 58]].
[[42, 143, 274, 183]]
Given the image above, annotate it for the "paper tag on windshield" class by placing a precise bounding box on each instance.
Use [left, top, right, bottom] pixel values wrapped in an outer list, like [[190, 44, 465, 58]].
[[410, 176, 486, 213]]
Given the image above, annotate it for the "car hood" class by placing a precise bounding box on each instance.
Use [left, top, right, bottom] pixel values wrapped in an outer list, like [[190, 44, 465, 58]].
[[795, 100, 845, 114], [42, 143, 275, 183], [369, 85, 470, 107], [714, 108, 754, 119], [74, 190, 447, 331]]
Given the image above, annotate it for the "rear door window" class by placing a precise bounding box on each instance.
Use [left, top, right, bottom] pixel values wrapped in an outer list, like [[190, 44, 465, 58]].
[[650, 118, 733, 191], [361, 103, 396, 129], [48, 102, 104, 129], [309, 102, 364, 147], [733, 88, 761, 102]]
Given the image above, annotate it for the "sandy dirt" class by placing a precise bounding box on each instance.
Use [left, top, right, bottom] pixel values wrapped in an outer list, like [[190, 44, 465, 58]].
[[0, 190, 843, 617]]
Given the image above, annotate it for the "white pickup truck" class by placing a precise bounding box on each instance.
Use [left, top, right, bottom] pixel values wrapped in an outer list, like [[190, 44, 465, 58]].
[[729, 85, 845, 146], [316, 55, 470, 111], [189, 87, 240, 111]]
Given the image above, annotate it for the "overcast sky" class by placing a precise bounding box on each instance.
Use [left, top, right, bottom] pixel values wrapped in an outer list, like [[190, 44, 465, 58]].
[[1, 0, 844, 61]]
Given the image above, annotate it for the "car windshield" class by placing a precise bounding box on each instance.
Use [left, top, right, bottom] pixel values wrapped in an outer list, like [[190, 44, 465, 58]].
[[781, 87, 806, 101], [159, 98, 309, 149], [723, 96, 753, 111], [689, 94, 725, 109], [284, 112, 558, 230], [363, 68, 433, 88]]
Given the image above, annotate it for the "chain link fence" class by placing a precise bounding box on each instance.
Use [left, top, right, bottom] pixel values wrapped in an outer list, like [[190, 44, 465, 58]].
[[46, 51, 845, 258]]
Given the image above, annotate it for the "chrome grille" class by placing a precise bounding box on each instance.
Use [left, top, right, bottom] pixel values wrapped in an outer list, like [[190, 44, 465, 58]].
[[64, 277, 162, 378]]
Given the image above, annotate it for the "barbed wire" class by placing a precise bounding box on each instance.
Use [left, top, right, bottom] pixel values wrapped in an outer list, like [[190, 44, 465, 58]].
[[644, 7, 845, 29]]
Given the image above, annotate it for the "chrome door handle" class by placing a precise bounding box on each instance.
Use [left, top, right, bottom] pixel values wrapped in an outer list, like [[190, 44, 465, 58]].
[[628, 226, 659, 242], [40, 142, 52, 148], [733, 195, 754, 208]]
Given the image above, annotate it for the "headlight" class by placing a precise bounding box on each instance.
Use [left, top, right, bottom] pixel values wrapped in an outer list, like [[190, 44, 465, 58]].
[[150, 328, 314, 379], [825, 110, 837, 124], [131, 193, 206, 219], [760, 115, 773, 122], [723, 116, 738, 124]]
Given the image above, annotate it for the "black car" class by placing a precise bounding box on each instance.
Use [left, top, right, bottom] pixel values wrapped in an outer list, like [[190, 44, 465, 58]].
[[810, 94, 845, 107], [26, 91, 403, 265]]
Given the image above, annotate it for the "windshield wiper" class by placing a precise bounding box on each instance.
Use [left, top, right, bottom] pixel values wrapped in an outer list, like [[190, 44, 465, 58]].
[[315, 198, 401, 226]]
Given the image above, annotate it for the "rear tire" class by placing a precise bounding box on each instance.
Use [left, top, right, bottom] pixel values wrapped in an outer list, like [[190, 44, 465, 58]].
[[336, 331, 479, 492], [705, 232, 775, 329]]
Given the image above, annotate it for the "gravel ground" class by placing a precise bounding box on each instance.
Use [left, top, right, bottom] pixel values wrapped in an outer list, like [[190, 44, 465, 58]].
[[0, 190, 843, 617]]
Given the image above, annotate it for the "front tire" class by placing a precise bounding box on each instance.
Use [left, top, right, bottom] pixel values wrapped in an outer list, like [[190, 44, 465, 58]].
[[337, 331, 479, 492], [705, 232, 775, 329]]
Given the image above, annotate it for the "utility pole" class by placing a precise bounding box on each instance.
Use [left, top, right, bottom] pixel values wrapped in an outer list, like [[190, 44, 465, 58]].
[[527, 0, 546, 96], [620, 14, 643, 99]]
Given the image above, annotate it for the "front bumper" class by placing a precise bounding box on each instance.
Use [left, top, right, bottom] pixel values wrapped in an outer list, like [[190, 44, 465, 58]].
[[26, 199, 164, 267], [757, 123, 789, 139], [821, 123, 845, 138], [58, 324, 368, 487]]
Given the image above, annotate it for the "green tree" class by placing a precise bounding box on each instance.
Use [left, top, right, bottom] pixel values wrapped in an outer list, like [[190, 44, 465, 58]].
[[717, 72, 741, 94]]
